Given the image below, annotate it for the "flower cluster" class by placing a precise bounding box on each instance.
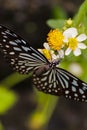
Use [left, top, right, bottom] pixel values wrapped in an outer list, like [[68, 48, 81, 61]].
[[63, 27, 87, 56], [38, 20, 87, 61]]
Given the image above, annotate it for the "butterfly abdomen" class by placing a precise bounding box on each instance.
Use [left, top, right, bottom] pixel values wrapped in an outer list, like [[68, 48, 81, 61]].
[[34, 64, 50, 76]]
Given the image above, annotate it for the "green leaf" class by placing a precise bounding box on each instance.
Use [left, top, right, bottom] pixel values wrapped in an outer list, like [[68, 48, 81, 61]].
[[74, 0, 87, 26], [73, 0, 87, 34], [47, 19, 66, 29], [0, 87, 18, 114]]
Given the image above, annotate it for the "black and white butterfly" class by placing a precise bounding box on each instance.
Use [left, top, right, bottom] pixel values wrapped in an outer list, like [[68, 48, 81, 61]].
[[0, 25, 87, 102]]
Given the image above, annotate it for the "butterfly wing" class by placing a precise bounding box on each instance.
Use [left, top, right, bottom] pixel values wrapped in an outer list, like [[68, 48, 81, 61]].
[[0, 25, 49, 74], [33, 66, 87, 102]]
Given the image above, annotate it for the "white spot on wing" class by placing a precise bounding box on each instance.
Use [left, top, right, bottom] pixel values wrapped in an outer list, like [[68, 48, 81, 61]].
[[65, 90, 69, 94], [13, 47, 22, 51], [3, 35, 8, 38], [82, 95, 86, 98], [74, 93, 78, 97], [48, 89, 51, 92], [1, 32, 6, 35], [9, 41, 17, 46], [3, 39, 6, 42], [5, 45, 9, 48], [9, 52, 15, 55], [21, 40, 26, 44], [79, 88, 84, 94], [72, 86, 77, 92], [22, 46, 30, 51], [15, 39, 21, 43], [72, 80, 78, 86]]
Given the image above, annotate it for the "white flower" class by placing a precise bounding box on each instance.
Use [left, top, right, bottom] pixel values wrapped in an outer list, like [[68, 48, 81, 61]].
[[63, 27, 87, 56], [43, 42, 50, 50], [38, 42, 64, 61], [43, 42, 64, 60]]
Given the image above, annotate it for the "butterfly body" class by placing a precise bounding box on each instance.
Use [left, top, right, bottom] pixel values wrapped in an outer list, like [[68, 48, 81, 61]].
[[0, 25, 87, 102]]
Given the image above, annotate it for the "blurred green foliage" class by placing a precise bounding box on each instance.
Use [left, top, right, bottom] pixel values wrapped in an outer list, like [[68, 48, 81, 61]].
[[28, 91, 58, 129], [0, 87, 17, 114], [47, 19, 66, 29], [0, 72, 32, 114], [51, 6, 67, 19], [47, 6, 67, 29], [0, 122, 4, 130]]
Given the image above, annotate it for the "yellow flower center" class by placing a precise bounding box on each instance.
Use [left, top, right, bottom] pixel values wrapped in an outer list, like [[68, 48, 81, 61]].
[[68, 38, 78, 50], [42, 49, 51, 60], [47, 29, 64, 50]]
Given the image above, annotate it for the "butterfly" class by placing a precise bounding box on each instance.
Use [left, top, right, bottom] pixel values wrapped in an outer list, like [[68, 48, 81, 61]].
[[0, 25, 87, 102]]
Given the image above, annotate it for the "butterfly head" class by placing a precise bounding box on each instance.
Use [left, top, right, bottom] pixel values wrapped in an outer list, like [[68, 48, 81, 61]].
[[49, 59, 62, 68]]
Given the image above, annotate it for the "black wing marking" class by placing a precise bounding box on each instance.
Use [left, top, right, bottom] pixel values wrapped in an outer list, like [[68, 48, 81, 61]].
[[0, 25, 49, 74]]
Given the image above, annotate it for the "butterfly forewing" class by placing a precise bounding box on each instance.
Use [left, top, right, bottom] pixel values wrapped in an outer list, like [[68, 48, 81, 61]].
[[0, 25, 49, 74]]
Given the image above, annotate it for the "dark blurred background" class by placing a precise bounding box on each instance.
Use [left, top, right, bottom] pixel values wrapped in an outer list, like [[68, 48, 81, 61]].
[[0, 0, 87, 130]]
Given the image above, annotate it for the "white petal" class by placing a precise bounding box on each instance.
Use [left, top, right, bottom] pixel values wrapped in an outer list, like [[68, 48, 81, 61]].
[[78, 43, 87, 49], [52, 54, 59, 60], [38, 49, 43, 53], [50, 50, 54, 54], [43, 42, 50, 50], [73, 48, 81, 56], [63, 27, 78, 38], [76, 34, 87, 42], [65, 48, 72, 55], [58, 49, 64, 58]]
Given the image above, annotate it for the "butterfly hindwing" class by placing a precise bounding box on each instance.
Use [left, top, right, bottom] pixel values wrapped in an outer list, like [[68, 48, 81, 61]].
[[33, 66, 87, 102], [33, 67, 63, 95], [0, 25, 49, 74]]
